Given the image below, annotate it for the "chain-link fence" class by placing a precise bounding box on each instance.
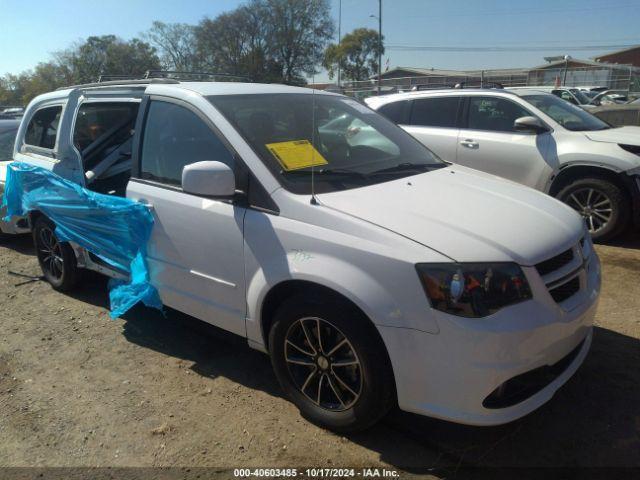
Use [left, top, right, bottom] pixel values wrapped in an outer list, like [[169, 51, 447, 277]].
[[336, 65, 640, 100]]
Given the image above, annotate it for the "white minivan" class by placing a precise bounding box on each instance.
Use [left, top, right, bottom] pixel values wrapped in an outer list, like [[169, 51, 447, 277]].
[[1, 79, 600, 431]]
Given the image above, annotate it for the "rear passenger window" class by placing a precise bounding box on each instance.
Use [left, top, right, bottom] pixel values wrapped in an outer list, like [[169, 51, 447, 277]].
[[73, 102, 139, 152], [140, 101, 234, 187], [467, 97, 531, 133], [24, 106, 62, 149], [410, 97, 460, 128], [377, 101, 407, 123]]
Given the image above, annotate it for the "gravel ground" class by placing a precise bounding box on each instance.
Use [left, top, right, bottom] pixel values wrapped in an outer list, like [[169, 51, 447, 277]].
[[0, 232, 638, 476]]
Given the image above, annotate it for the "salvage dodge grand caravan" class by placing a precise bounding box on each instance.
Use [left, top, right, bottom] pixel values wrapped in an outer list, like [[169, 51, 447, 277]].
[[2, 79, 600, 431]]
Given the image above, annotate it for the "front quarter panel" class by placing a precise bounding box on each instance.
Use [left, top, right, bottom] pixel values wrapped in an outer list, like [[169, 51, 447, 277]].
[[243, 204, 447, 349]]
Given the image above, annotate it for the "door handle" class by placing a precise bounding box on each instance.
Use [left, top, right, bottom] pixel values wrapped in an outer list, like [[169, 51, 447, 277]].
[[460, 139, 479, 149]]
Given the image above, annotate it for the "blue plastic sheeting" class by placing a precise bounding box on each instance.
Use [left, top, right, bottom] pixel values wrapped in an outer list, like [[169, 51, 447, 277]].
[[2, 162, 163, 318]]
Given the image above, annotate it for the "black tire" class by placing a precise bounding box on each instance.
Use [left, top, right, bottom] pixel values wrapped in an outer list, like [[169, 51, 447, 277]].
[[269, 294, 395, 432], [33, 216, 79, 292], [557, 177, 629, 242]]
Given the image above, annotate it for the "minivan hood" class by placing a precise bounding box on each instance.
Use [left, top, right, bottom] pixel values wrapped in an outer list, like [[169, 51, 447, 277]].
[[317, 166, 583, 265], [584, 126, 640, 145]]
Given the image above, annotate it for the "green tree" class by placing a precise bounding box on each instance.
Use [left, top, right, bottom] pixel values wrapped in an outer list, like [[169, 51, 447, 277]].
[[194, 0, 334, 84], [323, 28, 384, 82], [59, 35, 161, 83], [194, 3, 278, 81], [263, 0, 334, 84], [143, 21, 197, 71]]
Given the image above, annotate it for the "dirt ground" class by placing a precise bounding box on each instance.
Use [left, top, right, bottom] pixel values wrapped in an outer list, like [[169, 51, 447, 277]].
[[0, 232, 638, 477]]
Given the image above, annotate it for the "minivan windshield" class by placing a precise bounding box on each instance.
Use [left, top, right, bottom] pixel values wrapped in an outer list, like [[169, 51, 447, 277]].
[[208, 93, 445, 194], [522, 93, 611, 131]]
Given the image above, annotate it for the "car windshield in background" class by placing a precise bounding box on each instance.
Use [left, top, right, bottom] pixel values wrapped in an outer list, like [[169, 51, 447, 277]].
[[569, 89, 592, 105], [208, 93, 445, 194], [523, 94, 611, 131]]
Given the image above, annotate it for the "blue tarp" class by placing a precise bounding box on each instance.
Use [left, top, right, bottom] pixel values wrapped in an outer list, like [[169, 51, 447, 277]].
[[2, 162, 162, 318]]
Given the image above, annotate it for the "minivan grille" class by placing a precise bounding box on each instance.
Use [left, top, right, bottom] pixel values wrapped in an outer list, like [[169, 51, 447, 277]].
[[549, 276, 580, 303], [535, 248, 574, 276]]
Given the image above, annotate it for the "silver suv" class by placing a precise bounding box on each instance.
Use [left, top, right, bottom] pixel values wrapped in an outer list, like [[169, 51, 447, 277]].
[[366, 88, 640, 241]]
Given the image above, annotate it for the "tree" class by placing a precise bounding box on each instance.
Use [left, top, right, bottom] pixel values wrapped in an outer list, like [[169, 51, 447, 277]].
[[323, 28, 385, 82], [263, 0, 334, 84], [143, 21, 197, 71], [59, 35, 161, 83], [194, 0, 334, 84], [194, 3, 278, 81], [0, 35, 161, 105]]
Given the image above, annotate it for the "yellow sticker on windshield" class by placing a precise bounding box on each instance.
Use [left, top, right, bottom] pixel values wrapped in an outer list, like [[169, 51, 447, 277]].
[[266, 140, 328, 171]]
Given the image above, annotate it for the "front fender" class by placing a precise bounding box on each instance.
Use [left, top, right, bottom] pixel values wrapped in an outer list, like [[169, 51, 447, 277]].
[[245, 250, 440, 349]]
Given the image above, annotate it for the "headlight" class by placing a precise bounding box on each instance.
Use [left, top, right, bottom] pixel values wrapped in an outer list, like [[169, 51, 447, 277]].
[[416, 263, 532, 318]]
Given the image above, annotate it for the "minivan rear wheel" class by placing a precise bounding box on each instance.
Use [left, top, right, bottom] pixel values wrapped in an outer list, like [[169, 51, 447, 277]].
[[557, 177, 629, 242], [268, 294, 394, 432], [33, 216, 79, 292]]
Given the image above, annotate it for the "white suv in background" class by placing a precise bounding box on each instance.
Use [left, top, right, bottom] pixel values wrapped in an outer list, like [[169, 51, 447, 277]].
[[366, 88, 640, 241]]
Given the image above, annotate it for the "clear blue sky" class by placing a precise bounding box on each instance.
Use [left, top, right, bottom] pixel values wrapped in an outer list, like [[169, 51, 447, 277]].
[[1, 0, 639, 80]]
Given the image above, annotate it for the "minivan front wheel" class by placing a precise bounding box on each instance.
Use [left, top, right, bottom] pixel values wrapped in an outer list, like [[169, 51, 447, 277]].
[[269, 295, 394, 432], [33, 216, 79, 292], [557, 177, 629, 241]]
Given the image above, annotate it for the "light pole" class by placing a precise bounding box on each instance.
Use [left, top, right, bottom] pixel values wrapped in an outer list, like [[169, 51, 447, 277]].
[[562, 55, 571, 86], [370, 0, 382, 95], [337, 0, 342, 88]]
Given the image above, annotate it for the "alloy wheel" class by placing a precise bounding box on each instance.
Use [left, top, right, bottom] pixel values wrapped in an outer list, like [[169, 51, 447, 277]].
[[37, 226, 64, 280], [565, 187, 613, 234], [284, 317, 362, 411]]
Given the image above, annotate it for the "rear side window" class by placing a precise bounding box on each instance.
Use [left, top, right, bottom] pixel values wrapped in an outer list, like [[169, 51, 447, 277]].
[[73, 102, 139, 152], [140, 101, 234, 187], [409, 97, 460, 128], [467, 97, 531, 133], [377, 101, 407, 123], [24, 106, 62, 149]]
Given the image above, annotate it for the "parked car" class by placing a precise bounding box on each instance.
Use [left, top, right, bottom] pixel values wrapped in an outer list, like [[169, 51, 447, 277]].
[[366, 88, 640, 241], [1, 79, 600, 431], [588, 90, 629, 107], [509, 86, 595, 108], [592, 98, 640, 127], [0, 118, 30, 238]]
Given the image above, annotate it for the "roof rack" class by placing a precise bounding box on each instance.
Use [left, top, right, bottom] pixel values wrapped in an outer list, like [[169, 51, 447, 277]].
[[411, 83, 455, 91], [56, 70, 252, 91], [410, 81, 505, 92], [454, 81, 504, 89], [144, 70, 252, 82], [56, 78, 179, 91]]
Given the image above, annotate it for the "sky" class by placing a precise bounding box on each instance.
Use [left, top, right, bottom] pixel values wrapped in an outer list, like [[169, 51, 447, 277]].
[[1, 0, 639, 81]]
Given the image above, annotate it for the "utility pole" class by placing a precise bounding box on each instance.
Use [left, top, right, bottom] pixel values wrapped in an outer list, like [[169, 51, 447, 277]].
[[337, 0, 342, 88], [562, 55, 571, 86], [377, 0, 382, 95]]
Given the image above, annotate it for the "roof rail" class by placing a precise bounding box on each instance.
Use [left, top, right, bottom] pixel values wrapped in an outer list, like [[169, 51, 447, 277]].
[[411, 83, 455, 91], [55, 78, 179, 91], [144, 70, 252, 82], [454, 81, 504, 89], [97, 74, 140, 82]]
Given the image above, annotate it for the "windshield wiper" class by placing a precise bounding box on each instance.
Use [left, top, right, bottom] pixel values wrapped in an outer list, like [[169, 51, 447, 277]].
[[283, 168, 368, 178], [369, 162, 444, 175]]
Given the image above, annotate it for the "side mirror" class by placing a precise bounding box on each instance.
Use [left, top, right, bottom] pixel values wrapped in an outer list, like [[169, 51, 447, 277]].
[[182, 161, 235, 197], [514, 116, 549, 134]]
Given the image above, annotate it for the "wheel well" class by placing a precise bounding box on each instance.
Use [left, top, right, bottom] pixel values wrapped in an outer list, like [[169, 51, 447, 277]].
[[549, 165, 629, 198], [28, 210, 44, 228], [260, 280, 389, 357]]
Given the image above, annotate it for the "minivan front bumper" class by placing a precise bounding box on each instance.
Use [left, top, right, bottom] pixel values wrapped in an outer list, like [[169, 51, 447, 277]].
[[378, 250, 600, 426]]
